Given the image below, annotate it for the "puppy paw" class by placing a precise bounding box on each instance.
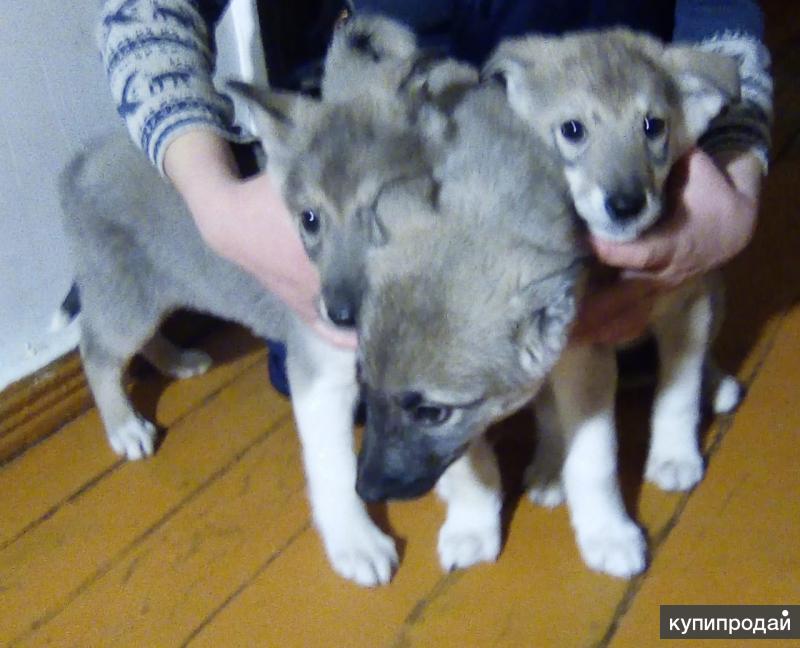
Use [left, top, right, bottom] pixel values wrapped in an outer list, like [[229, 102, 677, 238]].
[[645, 453, 704, 492], [576, 520, 647, 579], [108, 416, 157, 461], [712, 375, 744, 415], [165, 349, 213, 379], [524, 452, 564, 508], [527, 481, 565, 508], [323, 516, 398, 587], [438, 509, 501, 572]]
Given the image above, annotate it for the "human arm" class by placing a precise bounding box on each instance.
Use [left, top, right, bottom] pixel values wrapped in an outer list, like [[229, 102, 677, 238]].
[[163, 131, 357, 347], [98, 0, 355, 347]]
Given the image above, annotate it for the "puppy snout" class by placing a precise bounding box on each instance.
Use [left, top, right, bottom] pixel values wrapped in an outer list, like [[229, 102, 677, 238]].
[[604, 190, 647, 222], [356, 470, 436, 502]]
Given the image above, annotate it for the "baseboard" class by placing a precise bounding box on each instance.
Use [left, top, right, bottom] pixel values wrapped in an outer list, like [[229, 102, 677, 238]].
[[0, 350, 92, 465]]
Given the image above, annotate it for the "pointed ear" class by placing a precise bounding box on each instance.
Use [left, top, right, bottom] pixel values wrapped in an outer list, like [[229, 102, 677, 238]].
[[514, 263, 583, 378], [482, 36, 557, 122], [662, 47, 741, 141], [322, 15, 418, 103], [225, 81, 323, 172], [405, 59, 479, 113], [371, 175, 440, 246], [481, 51, 534, 121]]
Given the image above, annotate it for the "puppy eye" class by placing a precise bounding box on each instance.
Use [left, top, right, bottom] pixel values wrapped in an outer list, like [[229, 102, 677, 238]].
[[643, 116, 666, 139], [560, 120, 585, 142], [300, 209, 320, 234], [411, 405, 452, 427]]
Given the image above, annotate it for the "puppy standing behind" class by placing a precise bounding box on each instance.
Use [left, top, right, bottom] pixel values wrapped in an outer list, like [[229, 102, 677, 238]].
[[486, 28, 743, 576], [58, 16, 448, 587]]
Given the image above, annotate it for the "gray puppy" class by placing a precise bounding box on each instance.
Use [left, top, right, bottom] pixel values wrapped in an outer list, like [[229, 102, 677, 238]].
[[355, 80, 587, 571], [59, 15, 448, 587], [486, 29, 743, 577]]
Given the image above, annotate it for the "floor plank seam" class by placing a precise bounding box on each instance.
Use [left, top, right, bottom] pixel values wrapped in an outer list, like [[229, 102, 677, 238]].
[[7, 410, 292, 647], [0, 348, 267, 469], [0, 460, 122, 552], [180, 520, 311, 647], [0, 356, 271, 549], [388, 572, 464, 648], [595, 315, 785, 648]]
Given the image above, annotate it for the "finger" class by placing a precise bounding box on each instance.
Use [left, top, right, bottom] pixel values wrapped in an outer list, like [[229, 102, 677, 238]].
[[590, 233, 674, 272], [310, 319, 359, 350]]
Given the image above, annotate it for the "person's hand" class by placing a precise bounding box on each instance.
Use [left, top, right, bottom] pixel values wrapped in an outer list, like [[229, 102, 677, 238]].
[[164, 131, 357, 349], [571, 148, 763, 345]]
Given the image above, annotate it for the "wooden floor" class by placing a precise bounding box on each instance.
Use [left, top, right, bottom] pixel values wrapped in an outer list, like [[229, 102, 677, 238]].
[[3, 7, 799, 647]]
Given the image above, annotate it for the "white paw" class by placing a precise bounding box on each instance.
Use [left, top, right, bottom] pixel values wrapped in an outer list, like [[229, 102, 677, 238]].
[[713, 375, 744, 415], [169, 349, 213, 379], [438, 510, 501, 572], [524, 452, 564, 508], [108, 416, 157, 461], [645, 453, 704, 491], [576, 519, 647, 579], [527, 481, 566, 508], [322, 515, 398, 587]]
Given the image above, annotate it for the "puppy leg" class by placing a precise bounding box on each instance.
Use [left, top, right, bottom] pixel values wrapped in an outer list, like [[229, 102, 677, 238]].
[[526, 382, 566, 508], [646, 293, 712, 491], [141, 332, 212, 379], [436, 436, 503, 571], [555, 345, 646, 578], [287, 323, 397, 587], [80, 326, 156, 460]]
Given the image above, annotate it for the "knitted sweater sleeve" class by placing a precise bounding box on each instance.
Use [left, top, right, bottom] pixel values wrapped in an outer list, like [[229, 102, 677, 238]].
[[674, 0, 773, 172], [98, 0, 247, 173]]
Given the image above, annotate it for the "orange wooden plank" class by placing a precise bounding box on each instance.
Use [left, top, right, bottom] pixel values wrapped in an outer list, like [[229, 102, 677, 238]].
[[0, 329, 264, 548], [0, 361, 289, 645], [17, 419, 307, 648], [608, 305, 800, 648], [187, 494, 447, 648]]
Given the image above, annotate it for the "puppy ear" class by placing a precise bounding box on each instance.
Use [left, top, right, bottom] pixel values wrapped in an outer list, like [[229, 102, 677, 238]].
[[370, 176, 439, 246], [662, 47, 741, 141], [322, 15, 418, 103], [482, 36, 557, 122], [482, 51, 533, 121], [515, 263, 583, 378], [225, 81, 322, 173], [405, 58, 479, 114]]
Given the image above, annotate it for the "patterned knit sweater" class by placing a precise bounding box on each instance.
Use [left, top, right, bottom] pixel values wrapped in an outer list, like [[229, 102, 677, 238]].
[[97, 0, 773, 174]]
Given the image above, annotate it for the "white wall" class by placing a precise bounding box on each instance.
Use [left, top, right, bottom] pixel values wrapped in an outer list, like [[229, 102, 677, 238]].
[[0, 1, 262, 391], [0, 2, 120, 390]]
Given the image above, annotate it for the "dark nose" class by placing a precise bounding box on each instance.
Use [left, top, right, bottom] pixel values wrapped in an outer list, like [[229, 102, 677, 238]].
[[605, 191, 647, 221], [326, 302, 357, 327], [356, 471, 436, 502]]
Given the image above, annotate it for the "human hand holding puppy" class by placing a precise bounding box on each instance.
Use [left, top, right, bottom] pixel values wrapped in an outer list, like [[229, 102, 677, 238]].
[[572, 148, 762, 345], [164, 130, 358, 349]]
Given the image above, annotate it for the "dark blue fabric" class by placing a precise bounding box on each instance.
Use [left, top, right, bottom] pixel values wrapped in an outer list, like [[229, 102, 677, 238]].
[[354, 0, 764, 63], [266, 339, 291, 396], [673, 0, 764, 42]]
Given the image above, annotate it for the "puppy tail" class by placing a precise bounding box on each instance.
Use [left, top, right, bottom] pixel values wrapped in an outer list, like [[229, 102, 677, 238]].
[[706, 361, 745, 415], [50, 283, 81, 332]]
